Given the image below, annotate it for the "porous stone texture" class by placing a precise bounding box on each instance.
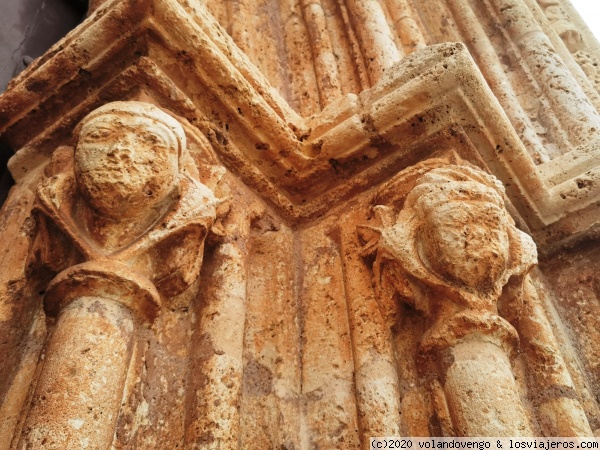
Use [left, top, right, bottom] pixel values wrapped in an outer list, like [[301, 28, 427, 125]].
[[18, 297, 135, 449], [1, 0, 600, 448], [361, 163, 538, 436]]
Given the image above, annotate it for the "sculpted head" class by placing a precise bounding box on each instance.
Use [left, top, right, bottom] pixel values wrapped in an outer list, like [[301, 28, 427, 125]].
[[74, 101, 185, 219], [376, 165, 536, 298], [407, 167, 510, 290]]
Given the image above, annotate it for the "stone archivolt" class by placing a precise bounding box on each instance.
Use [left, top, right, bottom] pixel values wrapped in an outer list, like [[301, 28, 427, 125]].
[[1, 0, 600, 448]]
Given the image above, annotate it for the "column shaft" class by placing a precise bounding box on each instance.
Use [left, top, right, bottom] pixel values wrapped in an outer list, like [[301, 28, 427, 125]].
[[443, 339, 532, 436], [18, 297, 134, 449]]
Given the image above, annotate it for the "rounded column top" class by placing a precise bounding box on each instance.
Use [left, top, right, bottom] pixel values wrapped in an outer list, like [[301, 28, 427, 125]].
[[44, 260, 161, 323]]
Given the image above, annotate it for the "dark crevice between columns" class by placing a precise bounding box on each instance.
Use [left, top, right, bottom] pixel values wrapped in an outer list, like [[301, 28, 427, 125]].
[[0, 143, 15, 208]]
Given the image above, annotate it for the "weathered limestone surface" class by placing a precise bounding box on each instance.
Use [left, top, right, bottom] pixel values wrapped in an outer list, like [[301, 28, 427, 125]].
[[19, 297, 135, 449], [1, 0, 600, 448], [361, 163, 539, 436]]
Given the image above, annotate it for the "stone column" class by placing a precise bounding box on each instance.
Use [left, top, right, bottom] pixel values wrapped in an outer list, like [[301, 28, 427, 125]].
[[420, 313, 532, 436], [446, 0, 551, 162], [386, 0, 427, 55], [344, 0, 400, 83], [369, 164, 538, 436], [342, 216, 403, 441], [300, 0, 343, 107], [445, 339, 528, 435], [515, 277, 593, 436], [185, 208, 250, 449], [17, 262, 160, 449]]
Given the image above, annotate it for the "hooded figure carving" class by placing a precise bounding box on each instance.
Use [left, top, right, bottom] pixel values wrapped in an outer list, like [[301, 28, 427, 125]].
[[32, 101, 219, 316], [17, 101, 219, 450], [367, 164, 536, 351], [360, 163, 538, 436]]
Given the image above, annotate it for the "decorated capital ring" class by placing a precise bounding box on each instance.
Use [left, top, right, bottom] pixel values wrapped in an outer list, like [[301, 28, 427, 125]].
[[44, 261, 161, 324]]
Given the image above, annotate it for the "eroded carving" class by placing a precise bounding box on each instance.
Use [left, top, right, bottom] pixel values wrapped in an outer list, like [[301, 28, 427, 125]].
[[18, 101, 219, 449], [574, 50, 600, 90], [360, 164, 537, 435], [363, 165, 536, 339], [537, 0, 583, 53], [32, 101, 219, 310], [536, 0, 600, 95]]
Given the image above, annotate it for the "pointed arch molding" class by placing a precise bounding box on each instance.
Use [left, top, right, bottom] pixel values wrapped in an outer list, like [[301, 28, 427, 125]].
[[0, 0, 599, 250]]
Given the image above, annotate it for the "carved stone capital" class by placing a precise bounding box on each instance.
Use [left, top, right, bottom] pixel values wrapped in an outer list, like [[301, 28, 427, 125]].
[[361, 163, 537, 354], [32, 101, 220, 315], [360, 162, 538, 436], [19, 100, 221, 448]]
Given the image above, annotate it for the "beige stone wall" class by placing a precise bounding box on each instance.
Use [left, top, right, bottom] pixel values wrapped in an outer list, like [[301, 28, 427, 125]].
[[1, 0, 600, 447]]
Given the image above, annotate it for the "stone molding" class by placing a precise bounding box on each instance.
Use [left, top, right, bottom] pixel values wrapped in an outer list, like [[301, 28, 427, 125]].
[[1, 0, 599, 250]]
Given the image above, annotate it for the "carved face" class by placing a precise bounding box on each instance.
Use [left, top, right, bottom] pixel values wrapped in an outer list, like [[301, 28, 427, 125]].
[[75, 114, 179, 219], [421, 200, 510, 291]]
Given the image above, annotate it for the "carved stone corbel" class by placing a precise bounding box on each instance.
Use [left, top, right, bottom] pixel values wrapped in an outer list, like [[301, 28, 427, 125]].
[[361, 163, 537, 436], [18, 101, 219, 449]]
